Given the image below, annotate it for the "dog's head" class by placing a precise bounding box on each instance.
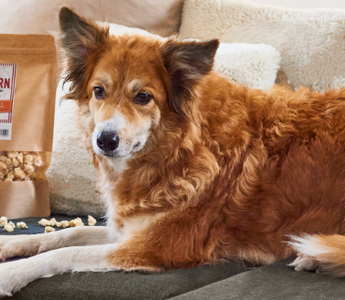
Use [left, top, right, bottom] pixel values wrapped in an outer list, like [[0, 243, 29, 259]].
[[59, 7, 218, 162]]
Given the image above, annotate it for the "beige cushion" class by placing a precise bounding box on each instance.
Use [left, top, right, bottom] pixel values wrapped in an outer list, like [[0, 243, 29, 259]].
[[47, 23, 280, 217], [0, 0, 183, 37], [180, 0, 345, 92]]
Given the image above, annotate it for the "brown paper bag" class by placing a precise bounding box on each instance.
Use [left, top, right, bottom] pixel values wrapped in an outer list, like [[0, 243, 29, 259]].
[[0, 34, 57, 219]]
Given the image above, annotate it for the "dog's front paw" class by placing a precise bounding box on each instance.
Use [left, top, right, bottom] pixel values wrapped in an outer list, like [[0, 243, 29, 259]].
[[0, 261, 26, 297], [0, 289, 12, 298], [0, 235, 41, 261], [0, 286, 12, 298]]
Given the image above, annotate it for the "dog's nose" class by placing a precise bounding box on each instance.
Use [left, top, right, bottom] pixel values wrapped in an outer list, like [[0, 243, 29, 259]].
[[97, 131, 120, 152]]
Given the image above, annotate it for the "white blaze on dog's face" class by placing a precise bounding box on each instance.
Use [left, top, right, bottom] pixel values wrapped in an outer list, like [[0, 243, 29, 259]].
[[87, 44, 165, 161]]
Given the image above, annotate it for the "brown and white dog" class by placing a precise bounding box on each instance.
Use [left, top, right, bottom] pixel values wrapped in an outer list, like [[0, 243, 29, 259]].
[[1, 7, 345, 296]]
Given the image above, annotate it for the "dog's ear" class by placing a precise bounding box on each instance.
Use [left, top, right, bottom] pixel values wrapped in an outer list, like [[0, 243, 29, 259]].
[[59, 7, 109, 99], [161, 39, 219, 117]]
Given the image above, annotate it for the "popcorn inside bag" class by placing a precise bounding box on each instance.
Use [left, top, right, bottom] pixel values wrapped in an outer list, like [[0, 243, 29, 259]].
[[0, 151, 47, 182], [0, 34, 57, 219]]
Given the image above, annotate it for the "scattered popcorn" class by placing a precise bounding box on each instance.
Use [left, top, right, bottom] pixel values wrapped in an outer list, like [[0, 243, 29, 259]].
[[17, 221, 28, 229], [3, 216, 96, 234], [0, 216, 8, 227], [57, 221, 69, 228], [38, 218, 50, 226], [44, 226, 55, 233], [49, 218, 57, 227], [38, 218, 57, 227], [88, 215, 97, 226], [3, 221, 15, 232], [68, 217, 84, 227]]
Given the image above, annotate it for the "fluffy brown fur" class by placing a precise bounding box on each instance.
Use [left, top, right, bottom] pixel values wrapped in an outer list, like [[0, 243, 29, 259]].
[[61, 7, 345, 273]]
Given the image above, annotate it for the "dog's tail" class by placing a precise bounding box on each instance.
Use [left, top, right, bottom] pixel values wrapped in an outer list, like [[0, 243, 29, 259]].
[[288, 234, 345, 276]]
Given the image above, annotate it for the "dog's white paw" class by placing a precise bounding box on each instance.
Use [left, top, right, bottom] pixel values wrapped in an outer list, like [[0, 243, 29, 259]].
[[0, 287, 13, 298], [0, 235, 41, 261], [0, 261, 27, 297], [0, 289, 12, 298]]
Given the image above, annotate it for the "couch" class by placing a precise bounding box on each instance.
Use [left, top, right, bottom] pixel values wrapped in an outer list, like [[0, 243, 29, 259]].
[[1, 0, 345, 299]]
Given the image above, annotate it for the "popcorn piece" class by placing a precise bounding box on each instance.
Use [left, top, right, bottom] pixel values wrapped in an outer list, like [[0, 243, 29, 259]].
[[0, 216, 8, 227], [45, 226, 55, 233], [88, 215, 97, 226], [38, 218, 57, 227], [24, 164, 35, 176], [24, 154, 34, 164], [6, 171, 14, 180], [49, 218, 58, 227], [0, 172, 4, 181], [14, 167, 26, 180], [3, 221, 15, 232], [17, 221, 28, 229], [11, 158, 19, 168], [17, 152, 23, 164], [57, 221, 69, 228], [0, 156, 11, 165], [7, 151, 18, 160], [69, 217, 84, 227], [0, 161, 7, 173], [33, 155, 43, 167], [38, 218, 50, 226]]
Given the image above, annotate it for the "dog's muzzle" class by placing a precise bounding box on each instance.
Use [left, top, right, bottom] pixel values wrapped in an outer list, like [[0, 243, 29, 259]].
[[97, 130, 120, 155]]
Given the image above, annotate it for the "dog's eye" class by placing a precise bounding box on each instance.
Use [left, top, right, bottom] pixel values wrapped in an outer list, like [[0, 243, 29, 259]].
[[93, 87, 106, 99], [133, 92, 152, 105]]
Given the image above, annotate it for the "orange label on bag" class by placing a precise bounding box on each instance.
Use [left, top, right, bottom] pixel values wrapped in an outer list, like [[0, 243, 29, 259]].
[[0, 100, 11, 113], [0, 63, 17, 140]]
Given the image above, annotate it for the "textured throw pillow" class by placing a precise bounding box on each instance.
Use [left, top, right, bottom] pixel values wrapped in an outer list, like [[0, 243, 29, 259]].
[[180, 0, 345, 92], [47, 23, 281, 217]]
